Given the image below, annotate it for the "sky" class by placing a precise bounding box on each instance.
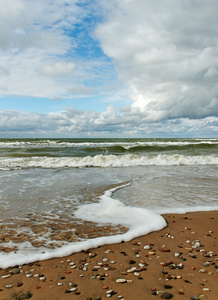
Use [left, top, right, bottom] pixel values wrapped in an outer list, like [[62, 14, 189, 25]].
[[0, 0, 218, 138]]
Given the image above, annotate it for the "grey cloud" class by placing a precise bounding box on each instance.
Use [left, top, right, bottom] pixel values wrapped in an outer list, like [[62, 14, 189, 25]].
[[96, 0, 218, 121], [0, 108, 217, 137]]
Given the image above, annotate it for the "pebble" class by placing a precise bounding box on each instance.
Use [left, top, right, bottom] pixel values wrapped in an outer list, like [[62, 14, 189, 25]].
[[190, 297, 200, 300], [121, 272, 127, 275], [1, 274, 11, 279], [116, 278, 127, 283], [144, 245, 151, 250], [6, 285, 13, 288], [39, 276, 46, 281], [10, 268, 20, 274], [17, 282, 24, 287], [177, 263, 183, 269], [17, 291, 33, 299], [69, 287, 77, 292], [127, 267, 137, 273], [164, 285, 172, 289], [57, 282, 63, 286], [69, 283, 78, 287], [184, 280, 192, 284], [110, 260, 116, 264], [161, 292, 173, 299], [161, 260, 172, 266], [199, 269, 207, 273], [89, 252, 96, 258], [129, 260, 136, 264]]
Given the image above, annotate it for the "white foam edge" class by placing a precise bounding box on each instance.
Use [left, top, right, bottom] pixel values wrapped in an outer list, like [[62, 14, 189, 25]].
[[154, 205, 218, 215], [0, 183, 166, 269], [1, 184, 218, 269]]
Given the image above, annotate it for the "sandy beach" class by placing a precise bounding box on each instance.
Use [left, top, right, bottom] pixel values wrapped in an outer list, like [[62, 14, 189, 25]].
[[0, 211, 217, 300]]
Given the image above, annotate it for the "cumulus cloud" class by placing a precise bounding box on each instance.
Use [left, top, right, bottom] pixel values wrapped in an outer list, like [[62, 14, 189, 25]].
[[0, 108, 217, 137], [96, 0, 218, 121], [1, 0, 218, 137], [0, 0, 115, 99]]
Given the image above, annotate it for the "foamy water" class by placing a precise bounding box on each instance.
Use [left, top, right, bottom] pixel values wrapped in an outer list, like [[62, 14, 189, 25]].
[[0, 138, 217, 268], [0, 153, 218, 170]]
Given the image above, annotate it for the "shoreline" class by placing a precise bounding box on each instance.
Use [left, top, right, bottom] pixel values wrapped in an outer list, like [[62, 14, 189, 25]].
[[0, 211, 217, 300]]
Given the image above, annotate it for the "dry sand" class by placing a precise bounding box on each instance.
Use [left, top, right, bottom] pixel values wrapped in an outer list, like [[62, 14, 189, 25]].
[[0, 211, 217, 300]]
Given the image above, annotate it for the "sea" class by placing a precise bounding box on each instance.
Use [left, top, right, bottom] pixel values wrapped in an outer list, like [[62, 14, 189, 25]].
[[0, 138, 218, 268]]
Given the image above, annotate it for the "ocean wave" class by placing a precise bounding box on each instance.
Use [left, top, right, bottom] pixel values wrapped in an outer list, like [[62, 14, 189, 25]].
[[0, 154, 217, 170], [0, 139, 218, 149]]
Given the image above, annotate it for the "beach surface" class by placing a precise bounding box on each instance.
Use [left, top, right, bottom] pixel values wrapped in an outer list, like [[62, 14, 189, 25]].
[[0, 211, 217, 300]]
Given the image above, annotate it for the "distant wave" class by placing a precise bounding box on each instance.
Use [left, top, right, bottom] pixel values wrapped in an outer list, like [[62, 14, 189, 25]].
[[0, 154, 217, 170], [0, 139, 218, 148]]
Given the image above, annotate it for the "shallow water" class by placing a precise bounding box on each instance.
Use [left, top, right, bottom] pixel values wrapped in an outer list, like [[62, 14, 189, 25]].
[[0, 138, 217, 268]]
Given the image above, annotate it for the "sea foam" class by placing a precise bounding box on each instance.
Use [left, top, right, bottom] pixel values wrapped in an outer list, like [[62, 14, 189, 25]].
[[0, 184, 167, 269], [0, 154, 218, 170]]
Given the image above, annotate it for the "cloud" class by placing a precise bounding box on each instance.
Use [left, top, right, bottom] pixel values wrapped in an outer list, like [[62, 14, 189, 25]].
[[0, 108, 217, 137], [0, 0, 218, 137], [96, 0, 218, 121], [0, 0, 116, 100], [69, 85, 94, 96], [39, 62, 75, 77]]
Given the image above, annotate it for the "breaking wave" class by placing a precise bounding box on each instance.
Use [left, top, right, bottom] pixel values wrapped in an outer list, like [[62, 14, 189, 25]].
[[0, 154, 217, 170]]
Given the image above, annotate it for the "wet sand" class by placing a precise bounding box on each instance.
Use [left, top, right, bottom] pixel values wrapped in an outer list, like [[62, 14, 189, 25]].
[[0, 211, 217, 300]]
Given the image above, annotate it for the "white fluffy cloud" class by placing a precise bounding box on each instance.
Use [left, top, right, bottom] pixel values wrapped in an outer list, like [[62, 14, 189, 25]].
[[0, 0, 113, 99], [0, 0, 218, 137], [96, 0, 218, 121], [0, 108, 217, 137]]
